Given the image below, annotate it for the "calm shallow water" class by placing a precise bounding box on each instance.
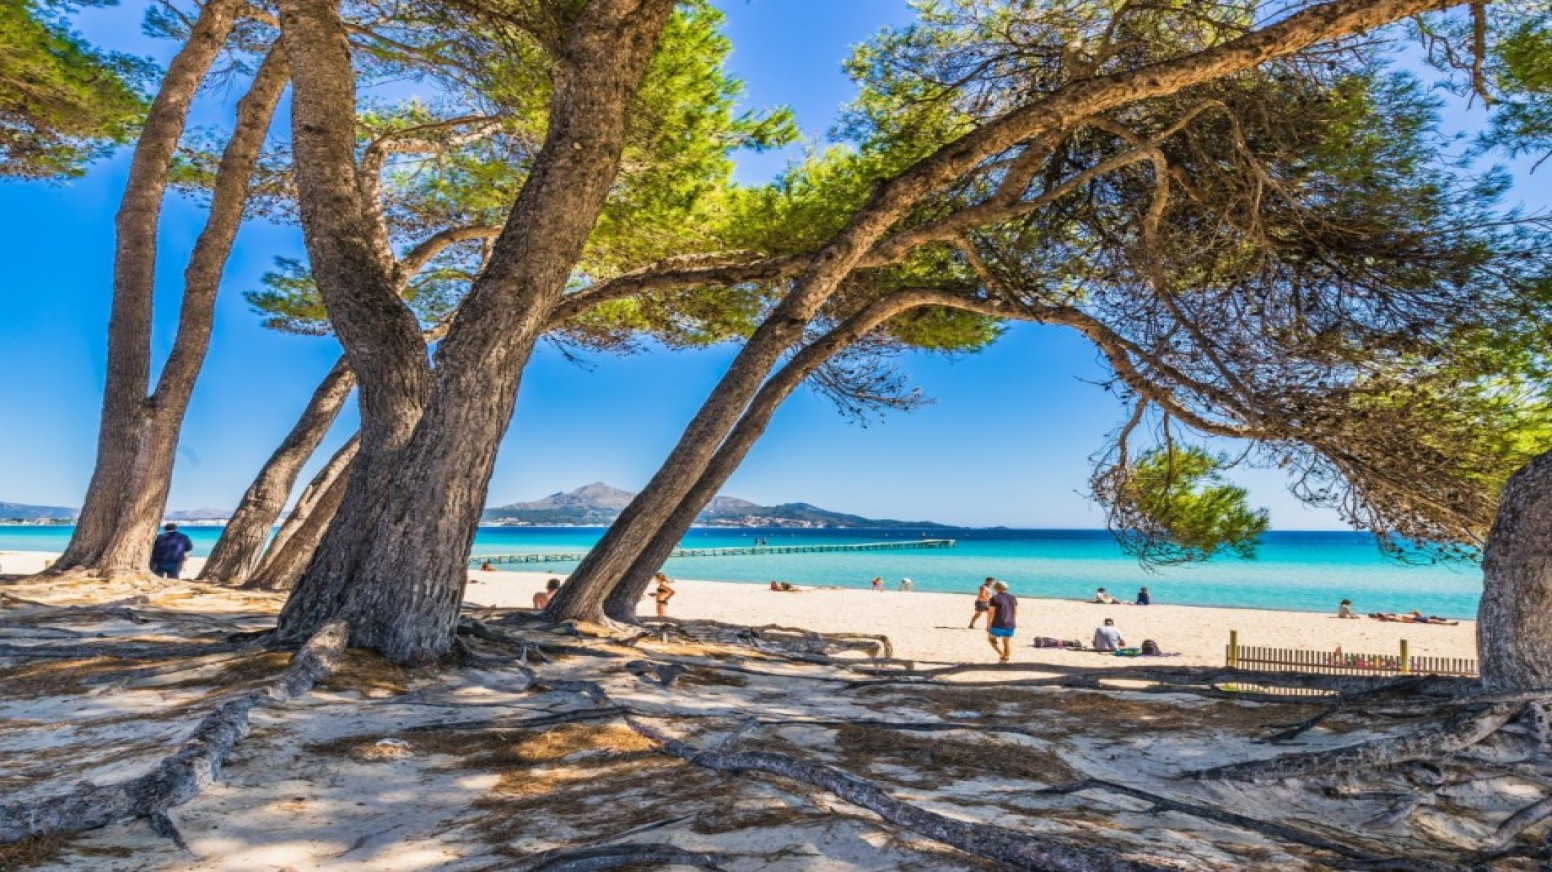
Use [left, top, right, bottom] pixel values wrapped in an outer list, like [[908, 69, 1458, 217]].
[[0, 525, 1481, 618]]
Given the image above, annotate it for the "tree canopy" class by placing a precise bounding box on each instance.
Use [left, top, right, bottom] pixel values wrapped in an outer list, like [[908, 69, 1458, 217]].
[[0, 0, 147, 179]]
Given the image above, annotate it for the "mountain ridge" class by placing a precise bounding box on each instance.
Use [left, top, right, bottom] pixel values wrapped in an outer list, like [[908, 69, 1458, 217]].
[[484, 482, 950, 529]]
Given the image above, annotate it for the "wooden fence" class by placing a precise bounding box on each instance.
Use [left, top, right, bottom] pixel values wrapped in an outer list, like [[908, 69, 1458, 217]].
[[1225, 630, 1478, 678]]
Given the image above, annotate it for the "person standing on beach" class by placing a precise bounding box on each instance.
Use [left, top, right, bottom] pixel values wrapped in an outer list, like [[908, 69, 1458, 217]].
[[653, 572, 676, 617], [149, 523, 193, 579], [969, 577, 995, 628], [986, 581, 1017, 664], [871, 576, 883, 592]]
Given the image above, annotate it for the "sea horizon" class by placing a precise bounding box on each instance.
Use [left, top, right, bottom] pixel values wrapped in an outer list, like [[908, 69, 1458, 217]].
[[0, 524, 1483, 619]]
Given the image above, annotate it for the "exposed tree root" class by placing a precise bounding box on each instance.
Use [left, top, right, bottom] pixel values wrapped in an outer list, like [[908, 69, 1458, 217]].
[[0, 621, 347, 845], [0, 638, 253, 662], [514, 842, 729, 871], [623, 715, 1173, 872], [1192, 703, 1524, 783], [1483, 794, 1552, 856], [1036, 779, 1457, 871]]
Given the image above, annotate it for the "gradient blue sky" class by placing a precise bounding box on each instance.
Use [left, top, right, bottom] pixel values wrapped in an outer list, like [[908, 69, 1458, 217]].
[[0, 1, 1543, 528]]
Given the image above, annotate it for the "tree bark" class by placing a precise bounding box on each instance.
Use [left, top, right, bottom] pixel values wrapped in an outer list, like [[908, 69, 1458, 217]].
[[586, 291, 985, 623], [1479, 448, 1552, 692], [548, 0, 1458, 619], [55, 0, 246, 573], [200, 356, 354, 583], [246, 434, 358, 590], [274, 0, 678, 664], [87, 46, 292, 576]]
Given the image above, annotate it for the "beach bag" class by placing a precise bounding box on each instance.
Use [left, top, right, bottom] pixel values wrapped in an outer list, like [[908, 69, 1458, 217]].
[[1032, 636, 1062, 648], [1141, 639, 1161, 656], [1062, 639, 1085, 650]]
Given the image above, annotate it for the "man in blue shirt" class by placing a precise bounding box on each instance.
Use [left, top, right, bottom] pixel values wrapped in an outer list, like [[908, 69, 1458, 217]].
[[150, 523, 194, 579]]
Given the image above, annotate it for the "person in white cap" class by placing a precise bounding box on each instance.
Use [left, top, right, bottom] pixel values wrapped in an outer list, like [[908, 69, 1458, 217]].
[[899, 578, 914, 591]]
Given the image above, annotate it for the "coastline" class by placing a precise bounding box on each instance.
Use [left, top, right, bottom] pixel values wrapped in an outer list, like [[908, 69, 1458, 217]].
[[2, 548, 1477, 669], [470, 568, 1479, 670]]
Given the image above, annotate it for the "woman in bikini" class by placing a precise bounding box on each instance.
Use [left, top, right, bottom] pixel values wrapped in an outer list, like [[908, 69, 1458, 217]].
[[969, 578, 995, 628], [653, 572, 675, 617]]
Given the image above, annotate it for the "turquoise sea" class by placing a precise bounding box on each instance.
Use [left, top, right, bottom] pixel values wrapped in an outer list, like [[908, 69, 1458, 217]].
[[0, 525, 1482, 618]]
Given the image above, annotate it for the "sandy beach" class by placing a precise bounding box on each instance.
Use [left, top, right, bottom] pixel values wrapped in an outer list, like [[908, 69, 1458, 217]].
[[465, 567, 1479, 670], [0, 549, 1477, 669]]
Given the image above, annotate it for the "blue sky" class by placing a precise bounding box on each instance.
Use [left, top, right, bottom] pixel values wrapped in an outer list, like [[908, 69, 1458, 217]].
[[0, 1, 1543, 528]]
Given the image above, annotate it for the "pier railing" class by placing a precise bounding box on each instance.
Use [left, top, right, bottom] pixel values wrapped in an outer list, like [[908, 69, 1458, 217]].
[[1225, 630, 1477, 678], [470, 538, 956, 566]]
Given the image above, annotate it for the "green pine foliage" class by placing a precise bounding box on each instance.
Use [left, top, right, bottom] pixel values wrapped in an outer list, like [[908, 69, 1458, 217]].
[[0, 0, 146, 179]]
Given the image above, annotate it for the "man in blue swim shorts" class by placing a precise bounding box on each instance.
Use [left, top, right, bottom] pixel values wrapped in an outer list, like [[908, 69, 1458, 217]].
[[986, 581, 1017, 664]]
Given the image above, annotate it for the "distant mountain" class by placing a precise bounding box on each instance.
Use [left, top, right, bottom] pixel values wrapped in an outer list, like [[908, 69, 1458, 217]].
[[484, 483, 951, 529], [0, 502, 234, 523], [0, 501, 76, 521], [165, 508, 233, 522]]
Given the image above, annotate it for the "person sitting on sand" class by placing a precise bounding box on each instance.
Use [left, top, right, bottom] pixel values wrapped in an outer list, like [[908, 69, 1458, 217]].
[[1337, 599, 1360, 619], [1092, 618, 1126, 652], [532, 578, 561, 609], [1135, 587, 1151, 606], [480, 561, 495, 572], [969, 578, 995, 628], [653, 572, 676, 617], [1089, 587, 1119, 604], [899, 577, 914, 592]]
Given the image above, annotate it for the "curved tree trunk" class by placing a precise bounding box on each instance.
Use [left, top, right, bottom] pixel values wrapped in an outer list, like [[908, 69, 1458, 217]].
[[200, 356, 354, 583], [595, 291, 954, 623], [55, 0, 246, 573], [246, 440, 356, 590], [273, 0, 677, 664], [1479, 448, 1552, 692], [547, 0, 1460, 619]]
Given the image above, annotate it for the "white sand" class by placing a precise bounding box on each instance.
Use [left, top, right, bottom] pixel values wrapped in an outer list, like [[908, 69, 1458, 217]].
[[1, 549, 1475, 669], [466, 568, 1479, 670]]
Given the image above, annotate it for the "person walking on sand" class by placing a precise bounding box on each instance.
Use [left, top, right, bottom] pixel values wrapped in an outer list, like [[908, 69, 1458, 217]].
[[969, 577, 995, 628], [986, 581, 1017, 664], [653, 572, 676, 617], [1092, 618, 1126, 652], [150, 523, 194, 579]]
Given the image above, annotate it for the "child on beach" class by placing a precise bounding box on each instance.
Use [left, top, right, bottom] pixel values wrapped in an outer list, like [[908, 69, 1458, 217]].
[[969, 578, 995, 628], [871, 576, 884, 592], [1337, 599, 1360, 619], [1089, 587, 1119, 604]]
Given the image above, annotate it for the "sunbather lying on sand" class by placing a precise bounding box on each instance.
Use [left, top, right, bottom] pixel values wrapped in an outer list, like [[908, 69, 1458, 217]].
[[1370, 610, 1459, 625]]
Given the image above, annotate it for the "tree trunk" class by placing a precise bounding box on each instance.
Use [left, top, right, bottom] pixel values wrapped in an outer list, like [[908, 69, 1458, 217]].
[[200, 356, 354, 583], [546, 0, 1463, 620], [593, 291, 960, 623], [1479, 448, 1552, 692], [86, 46, 291, 576], [246, 434, 358, 590], [55, 0, 245, 573], [274, 0, 677, 664]]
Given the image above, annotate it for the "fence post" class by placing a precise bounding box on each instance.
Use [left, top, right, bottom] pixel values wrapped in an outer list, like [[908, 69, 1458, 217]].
[[1228, 630, 1239, 670], [1399, 639, 1410, 675]]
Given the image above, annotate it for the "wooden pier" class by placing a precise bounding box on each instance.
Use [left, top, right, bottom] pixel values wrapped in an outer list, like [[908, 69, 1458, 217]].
[[470, 538, 956, 566]]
